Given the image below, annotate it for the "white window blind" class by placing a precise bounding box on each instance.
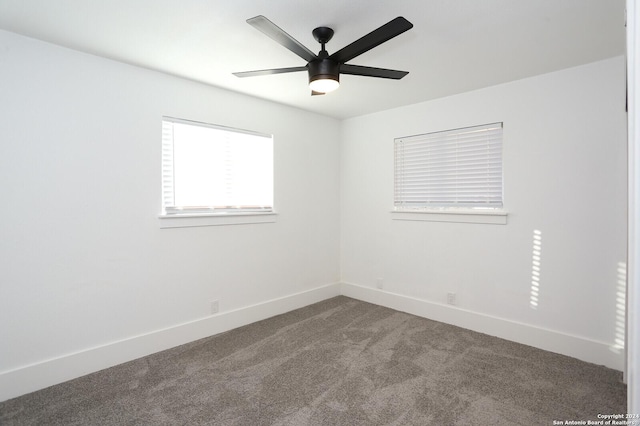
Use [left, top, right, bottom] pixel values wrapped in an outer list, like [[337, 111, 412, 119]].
[[162, 117, 273, 215], [394, 122, 503, 209]]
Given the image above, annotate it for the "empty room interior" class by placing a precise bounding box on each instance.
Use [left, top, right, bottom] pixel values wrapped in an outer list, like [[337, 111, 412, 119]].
[[1, 0, 639, 424]]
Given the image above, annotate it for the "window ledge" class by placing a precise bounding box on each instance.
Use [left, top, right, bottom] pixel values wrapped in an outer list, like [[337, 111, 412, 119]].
[[391, 209, 508, 225], [159, 211, 278, 228]]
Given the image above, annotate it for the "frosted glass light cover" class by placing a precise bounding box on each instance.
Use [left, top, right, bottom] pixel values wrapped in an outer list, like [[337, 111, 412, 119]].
[[309, 78, 339, 93]]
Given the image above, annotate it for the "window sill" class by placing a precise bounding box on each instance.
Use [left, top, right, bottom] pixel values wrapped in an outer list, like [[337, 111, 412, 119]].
[[391, 209, 508, 225], [159, 212, 278, 229]]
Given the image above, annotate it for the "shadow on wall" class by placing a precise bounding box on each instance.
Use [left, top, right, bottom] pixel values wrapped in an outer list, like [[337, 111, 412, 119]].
[[528, 229, 626, 354]]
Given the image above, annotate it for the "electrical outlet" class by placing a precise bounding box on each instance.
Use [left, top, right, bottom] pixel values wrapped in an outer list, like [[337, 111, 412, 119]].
[[376, 278, 384, 289], [447, 292, 457, 306], [211, 300, 219, 314]]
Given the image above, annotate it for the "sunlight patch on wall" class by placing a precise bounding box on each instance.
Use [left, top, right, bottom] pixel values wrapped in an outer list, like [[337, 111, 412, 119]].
[[530, 230, 543, 310], [610, 261, 626, 353]]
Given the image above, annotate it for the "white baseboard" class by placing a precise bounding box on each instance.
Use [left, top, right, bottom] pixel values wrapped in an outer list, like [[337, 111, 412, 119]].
[[0, 283, 341, 402], [1, 281, 623, 402], [340, 282, 624, 371]]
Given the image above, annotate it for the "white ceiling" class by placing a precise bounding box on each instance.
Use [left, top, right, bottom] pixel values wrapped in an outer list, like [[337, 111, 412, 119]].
[[0, 0, 626, 119]]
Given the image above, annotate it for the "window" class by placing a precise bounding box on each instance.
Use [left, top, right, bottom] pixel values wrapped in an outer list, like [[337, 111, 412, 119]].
[[161, 117, 273, 217], [394, 122, 503, 211]]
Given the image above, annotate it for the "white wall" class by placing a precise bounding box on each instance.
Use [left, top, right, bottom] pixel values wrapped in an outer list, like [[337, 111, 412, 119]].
[[627, 0, 640, 413], [0, 30, 341, 399], [340, 56, 628, 369], [0, 27, 628, 401]]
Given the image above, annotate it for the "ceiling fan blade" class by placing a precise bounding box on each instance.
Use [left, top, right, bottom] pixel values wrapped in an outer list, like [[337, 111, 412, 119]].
[[247, 15, 317, 63], [233, 66, 308, 78], [311, 90, 325, 96], [329, 17, 413, 64], [340, 64, 409, 79]]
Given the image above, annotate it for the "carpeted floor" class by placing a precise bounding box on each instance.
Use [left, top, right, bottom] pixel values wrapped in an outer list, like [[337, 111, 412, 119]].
[[0, 296, 627, 425]]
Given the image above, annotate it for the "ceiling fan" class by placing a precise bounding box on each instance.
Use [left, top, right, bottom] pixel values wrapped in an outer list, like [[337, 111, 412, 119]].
[[233, 15, 414, 95]]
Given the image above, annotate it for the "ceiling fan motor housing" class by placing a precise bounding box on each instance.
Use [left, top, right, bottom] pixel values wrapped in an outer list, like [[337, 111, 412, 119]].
[[308, 57, 340, 86]]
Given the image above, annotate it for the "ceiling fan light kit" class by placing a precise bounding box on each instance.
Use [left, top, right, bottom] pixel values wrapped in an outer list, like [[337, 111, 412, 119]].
[[233, 15, 413, 95], [309, 73, 339, 93], [308, 53, 340, 93]]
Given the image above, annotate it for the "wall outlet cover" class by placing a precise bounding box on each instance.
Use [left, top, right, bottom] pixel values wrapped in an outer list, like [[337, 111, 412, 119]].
[[447, 293, 457, 306]]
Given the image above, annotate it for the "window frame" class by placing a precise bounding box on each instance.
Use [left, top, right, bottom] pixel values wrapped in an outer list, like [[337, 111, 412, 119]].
[[392, 122, 507, 225], [159, 116, 276, 228]]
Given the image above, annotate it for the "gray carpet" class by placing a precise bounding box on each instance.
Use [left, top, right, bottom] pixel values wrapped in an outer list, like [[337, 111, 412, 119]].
[[0, 296, 626, 425]]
